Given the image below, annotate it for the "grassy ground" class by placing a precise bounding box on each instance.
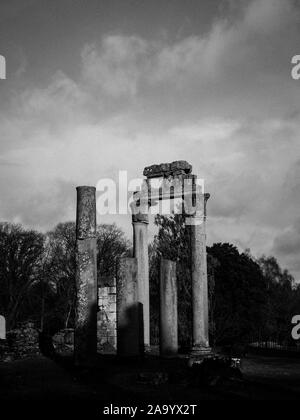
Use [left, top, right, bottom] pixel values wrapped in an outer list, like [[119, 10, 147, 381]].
[[242, 355, 300, 395], [0, 353, 300, 408]]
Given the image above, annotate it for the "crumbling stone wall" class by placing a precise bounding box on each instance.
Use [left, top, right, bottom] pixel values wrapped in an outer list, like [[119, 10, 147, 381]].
[[0, 322, 40, 362], [97, 277, 117, 353]]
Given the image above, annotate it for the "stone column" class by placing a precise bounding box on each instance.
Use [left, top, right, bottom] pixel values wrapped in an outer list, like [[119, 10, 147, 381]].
[[74, 186, 98, 366], [117, 257, 143, 357], [132, 213, 150, 348], [189, 193, 211, 355], [160, 259, 178, 357], [0, 315, 6, 340]]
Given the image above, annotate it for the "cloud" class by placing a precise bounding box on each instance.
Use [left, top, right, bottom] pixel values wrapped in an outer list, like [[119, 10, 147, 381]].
[[273, 218, 300, 276], [0, 0, 38, 22], [72, 0, 300, 117], [0, 176, 75, 231], [274, 220, 300, 257], [0, 0, 300, 281], [81, 36, 148, 98]]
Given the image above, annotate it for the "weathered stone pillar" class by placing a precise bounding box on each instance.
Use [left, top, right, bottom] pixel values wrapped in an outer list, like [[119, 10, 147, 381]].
[[116, 257, 143, 357], [160, 259, 178, 357], [74, 186, 98, 366], [0, 315, 6, 340], [132, 213, 150, 348], [189, 193, 211, 355]]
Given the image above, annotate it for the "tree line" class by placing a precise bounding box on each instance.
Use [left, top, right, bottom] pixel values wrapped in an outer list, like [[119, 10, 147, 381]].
[[0, 217, 299, 347], [150, 215, 300, 347], [0, 222, 129, 333]]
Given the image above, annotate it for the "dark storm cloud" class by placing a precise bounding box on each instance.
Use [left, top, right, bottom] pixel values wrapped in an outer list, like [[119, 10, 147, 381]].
[[0, 0, 299, 279]]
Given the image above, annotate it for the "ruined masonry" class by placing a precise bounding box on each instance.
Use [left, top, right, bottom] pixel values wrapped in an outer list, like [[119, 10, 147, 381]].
[[97, 277, 117, 352], [74, 186, 98, 366], [74, 161, 211, 363]]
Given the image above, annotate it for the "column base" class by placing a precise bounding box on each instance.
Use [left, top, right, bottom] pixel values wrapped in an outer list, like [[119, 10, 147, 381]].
[[190, 345, 212, 357], [144, 344, 152, 354]]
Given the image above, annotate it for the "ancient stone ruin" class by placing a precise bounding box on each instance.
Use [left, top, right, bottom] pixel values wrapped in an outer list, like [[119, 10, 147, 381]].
[[97, 276, 117, 353], [74, 161, 211, 364], [0, 315, 5, 340], [74, 186, 98, 366], [0, 322, 40, 362]]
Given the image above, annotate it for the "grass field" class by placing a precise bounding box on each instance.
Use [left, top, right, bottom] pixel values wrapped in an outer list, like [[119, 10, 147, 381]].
[[0, 353, 300, 407]]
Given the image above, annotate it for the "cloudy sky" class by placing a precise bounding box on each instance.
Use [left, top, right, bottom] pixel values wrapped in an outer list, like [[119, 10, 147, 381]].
[[0, 0, 299, 279]]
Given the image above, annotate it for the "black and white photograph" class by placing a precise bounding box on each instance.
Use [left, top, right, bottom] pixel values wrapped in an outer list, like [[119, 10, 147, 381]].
[[0, 0, 300, 413]]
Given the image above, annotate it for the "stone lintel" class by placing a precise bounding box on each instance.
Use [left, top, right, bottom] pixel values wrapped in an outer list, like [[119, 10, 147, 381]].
[[143, 160, 192, 179]]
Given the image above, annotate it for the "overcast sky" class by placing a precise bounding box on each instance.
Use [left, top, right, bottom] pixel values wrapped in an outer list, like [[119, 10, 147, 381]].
[[0, 0, 299, 280]]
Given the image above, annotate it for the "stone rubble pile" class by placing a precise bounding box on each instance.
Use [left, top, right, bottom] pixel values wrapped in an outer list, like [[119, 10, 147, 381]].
[[52, 328, 74, 354]]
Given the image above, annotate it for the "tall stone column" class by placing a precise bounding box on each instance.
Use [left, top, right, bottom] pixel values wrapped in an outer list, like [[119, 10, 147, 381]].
[[160, 259, 178, 357], [189, 193, 211, 355], [132, 213, 150, 348], [0, 315, 6, 340], [117, 257, 143, 357], [74, 186, 98, 366]]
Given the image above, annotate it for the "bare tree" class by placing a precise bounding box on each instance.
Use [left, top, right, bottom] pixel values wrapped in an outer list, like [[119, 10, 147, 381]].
[[0, 223, 44, 330]]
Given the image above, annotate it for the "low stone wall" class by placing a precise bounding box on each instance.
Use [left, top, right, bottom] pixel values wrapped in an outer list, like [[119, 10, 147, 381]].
[[51, 277, 118, 355], [0, 322, 40, 362], [0, 280, 118, 362]]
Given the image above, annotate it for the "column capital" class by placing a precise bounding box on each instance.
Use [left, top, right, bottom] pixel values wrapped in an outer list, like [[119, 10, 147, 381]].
[[132, 213, 149, 224]]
